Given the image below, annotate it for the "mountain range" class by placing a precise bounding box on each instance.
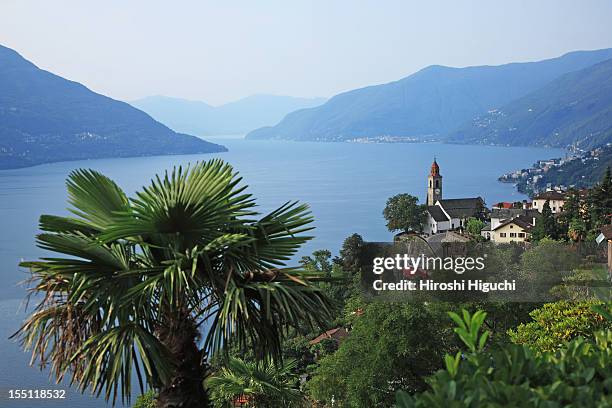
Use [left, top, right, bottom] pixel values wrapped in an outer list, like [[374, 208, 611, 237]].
[[0, 45, 226, 170], [131, 94, 326, 136], [246, 49, 612, 148], [3, 43, 612, 171], [449, 58, 612, 149]]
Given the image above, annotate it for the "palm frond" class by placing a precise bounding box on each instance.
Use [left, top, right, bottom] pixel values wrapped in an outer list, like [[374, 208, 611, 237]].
[[73, 323, 172, 405], [99, 160, 256, 247], [207, 357, 305, 408], [65, 169, 130, 231], [205, 272, 335, 361]]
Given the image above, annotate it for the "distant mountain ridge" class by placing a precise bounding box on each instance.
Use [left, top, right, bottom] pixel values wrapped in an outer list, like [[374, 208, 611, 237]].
[[449, 58, 612, 149], [131, 94, 326, 136], [246, 49, 612, 145], [0, 45, 226, 170]]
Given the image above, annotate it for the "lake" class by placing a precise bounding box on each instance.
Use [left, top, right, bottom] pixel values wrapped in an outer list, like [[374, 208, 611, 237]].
[[0, 138, 564, 407]]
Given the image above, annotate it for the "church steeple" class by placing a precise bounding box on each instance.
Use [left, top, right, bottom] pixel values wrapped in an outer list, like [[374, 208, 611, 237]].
[[427, 158, 442, 206], [430, 157, 440, 177]]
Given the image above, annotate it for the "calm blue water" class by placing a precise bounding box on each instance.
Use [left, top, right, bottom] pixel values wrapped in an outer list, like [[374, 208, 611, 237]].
[[0, 138, 564, 407]]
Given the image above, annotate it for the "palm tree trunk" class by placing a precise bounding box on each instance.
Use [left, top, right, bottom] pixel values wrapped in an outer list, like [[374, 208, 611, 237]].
[[156, 312, 210, 408]]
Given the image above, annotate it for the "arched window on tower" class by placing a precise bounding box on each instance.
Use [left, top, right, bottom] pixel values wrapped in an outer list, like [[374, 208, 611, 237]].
[[429, 180, 432, 187]]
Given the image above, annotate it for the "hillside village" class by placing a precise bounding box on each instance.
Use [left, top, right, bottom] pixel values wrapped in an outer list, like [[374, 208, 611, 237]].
[[417, 159, 583, 245], [499, 143, 612, 195]]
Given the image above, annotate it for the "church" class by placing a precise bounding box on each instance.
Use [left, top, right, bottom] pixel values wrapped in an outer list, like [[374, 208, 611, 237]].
[[423, 159, 485, 236]]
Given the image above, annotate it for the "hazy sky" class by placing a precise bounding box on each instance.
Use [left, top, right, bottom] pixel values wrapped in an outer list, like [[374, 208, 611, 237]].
[[1, 0, 611, 105]]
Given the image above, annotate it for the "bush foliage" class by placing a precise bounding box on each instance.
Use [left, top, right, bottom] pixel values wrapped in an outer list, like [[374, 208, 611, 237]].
[[396, 308, 612, 408], [508, 301, 611, 352]]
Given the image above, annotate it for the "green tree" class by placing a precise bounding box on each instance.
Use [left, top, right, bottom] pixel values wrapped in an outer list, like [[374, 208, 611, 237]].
[[206, 357, 305, 408], [519, 238, 580, 300], [561, 188, 581, 220], [13, 160, 333, 408], [558, 189, 581, 238], [474, 199, 489, 221], [338, 233, 365, 275], [521, 238, 580, 275], [301, 250, 333, 276], [301, 249, 349, 307], [464, 217, 485, 236], [383, 194, 426, 233], [568, 217, 587, 242], [531, 200, 558, 241], [306, 303, 454, 407], [588, 166, 612, 228]]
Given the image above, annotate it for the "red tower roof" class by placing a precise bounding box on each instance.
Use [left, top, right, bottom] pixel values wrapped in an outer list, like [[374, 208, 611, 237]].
[[430, 159, 440, 176]]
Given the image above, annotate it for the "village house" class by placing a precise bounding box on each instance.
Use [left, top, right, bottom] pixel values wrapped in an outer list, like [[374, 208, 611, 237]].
[[533, 190, 566, 214], [479, 208, 539, 243], [490, 215, 535, 243], [490, 208, 539, 230], [423, 160, 485, 236]]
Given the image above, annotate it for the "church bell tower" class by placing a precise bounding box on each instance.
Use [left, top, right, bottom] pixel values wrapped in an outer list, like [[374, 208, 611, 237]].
[[427, 159, 442, 206]]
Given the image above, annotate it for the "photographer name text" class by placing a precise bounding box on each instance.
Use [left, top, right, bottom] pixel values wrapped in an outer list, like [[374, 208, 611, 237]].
[[373, 279, 516, 293]]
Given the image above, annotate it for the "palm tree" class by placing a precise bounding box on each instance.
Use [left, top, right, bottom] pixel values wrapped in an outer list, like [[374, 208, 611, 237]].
[[568, 218, 587, 243], [207, 357, 305, 407], [13, 160, 334, 407]]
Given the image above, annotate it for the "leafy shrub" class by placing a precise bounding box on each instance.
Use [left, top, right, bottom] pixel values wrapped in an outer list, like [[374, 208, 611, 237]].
[[398, 331, 612, 407], [396, 308, 612, 408], [508, 300, 610, 352]]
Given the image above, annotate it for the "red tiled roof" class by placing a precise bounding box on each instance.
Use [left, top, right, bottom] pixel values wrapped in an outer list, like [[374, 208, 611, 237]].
[[430, 159, 440, 176], [494, 202, 514, 209], [309, 328, 349, 346]]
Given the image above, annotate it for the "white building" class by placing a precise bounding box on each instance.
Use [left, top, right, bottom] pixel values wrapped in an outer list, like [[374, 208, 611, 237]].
[[533, 190, 566, 214], [490, 208, 539, 230], [423, 160, 485, 236], [490, 216, 535, 243]]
